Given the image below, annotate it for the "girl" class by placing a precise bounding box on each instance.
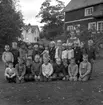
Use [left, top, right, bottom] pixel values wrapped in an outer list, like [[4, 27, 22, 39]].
[[68, 58, 78, 81]]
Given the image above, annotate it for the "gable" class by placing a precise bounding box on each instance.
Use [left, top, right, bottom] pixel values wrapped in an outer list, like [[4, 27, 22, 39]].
[[64, 0, 103, 12]]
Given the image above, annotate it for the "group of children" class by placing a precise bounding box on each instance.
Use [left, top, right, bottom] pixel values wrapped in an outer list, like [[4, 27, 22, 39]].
[[2, 39, 95, 83]]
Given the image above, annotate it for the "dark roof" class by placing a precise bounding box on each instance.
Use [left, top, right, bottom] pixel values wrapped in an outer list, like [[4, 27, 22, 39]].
[[64, 0, 103, 12], [23, 25, 40, 33]]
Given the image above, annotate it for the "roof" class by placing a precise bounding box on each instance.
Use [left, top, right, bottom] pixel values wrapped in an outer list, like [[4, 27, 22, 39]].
[[23, 24, 40, 33], [64, 0, 103, 12]]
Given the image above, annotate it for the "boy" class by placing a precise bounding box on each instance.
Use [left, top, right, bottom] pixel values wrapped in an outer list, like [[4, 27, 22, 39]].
[[52, 58, 66, 80], [4, 62, 16, 83], [79, 54, 91, 82], [32, 44, 40, 61], [11, 42, 19, 67], [67, 43, 74, 64], [74, 42, 82, 66], [62, 43, 68, 61], [55, 40, 62, 60], [24, 57, 34, 81], [32, 55, 42, 81], [19, 44, 27, 61], [15, 57, 26, 83], [68, 58, 78, 81], [27, 44, 33, 58], [49, 41, 56, 63], [2, 45, 14, 68], [41, 57, 53, 82]]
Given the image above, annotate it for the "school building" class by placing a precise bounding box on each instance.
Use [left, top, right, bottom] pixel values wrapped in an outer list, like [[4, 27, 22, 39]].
[[64, 0, 103, 32]]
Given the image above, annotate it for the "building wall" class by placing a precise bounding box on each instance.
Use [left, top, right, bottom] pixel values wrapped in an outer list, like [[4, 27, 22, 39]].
[[65, 4, 99, 22], [22, 28, 39, 43], [65, 4, 103, 31]]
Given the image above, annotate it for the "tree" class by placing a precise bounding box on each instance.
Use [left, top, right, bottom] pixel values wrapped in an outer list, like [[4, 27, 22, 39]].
[[37, 0, 65, 40], [0, 0, 23, 46]]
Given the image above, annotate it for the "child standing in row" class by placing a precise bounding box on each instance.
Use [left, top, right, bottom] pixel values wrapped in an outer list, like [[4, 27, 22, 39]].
[[2, 45, 14, 68], [5, 62, 16, 83]]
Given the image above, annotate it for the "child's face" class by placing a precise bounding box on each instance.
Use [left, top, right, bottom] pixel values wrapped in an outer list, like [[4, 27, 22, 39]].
[[34, 56, 40, 62], [39, 45, 43, 49], [44, 59, 49, 65], [5, 46, 10, 51], [45, 46, 48, 50], [56, 60, 61, 65], [57, 42, 62, 47], [70, 32, 75, 37], [70, 59, 75, 64], [83, 56, 88, 62], [67, 46, 72, 50], [9, 63, 13, 68], [81, 42, 84, 48], [18, 58, 24, 64], [26, 60, 31, 66]]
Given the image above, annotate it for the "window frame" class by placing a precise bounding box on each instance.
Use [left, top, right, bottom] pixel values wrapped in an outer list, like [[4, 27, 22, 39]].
[[88, 22, 96, 30], [85, 7, 94, 16], [67, 25, 74, 31], [97, 21, 103, 32]]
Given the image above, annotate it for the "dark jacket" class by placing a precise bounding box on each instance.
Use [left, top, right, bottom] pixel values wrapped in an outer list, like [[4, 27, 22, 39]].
[[49, 47, 55, 61], [86, 46, 96, 61], [53, 63, 66, 75]]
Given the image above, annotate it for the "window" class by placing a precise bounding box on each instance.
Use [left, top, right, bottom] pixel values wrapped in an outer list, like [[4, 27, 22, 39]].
[[85, 7, 94, 16], [67, 25, 74, 31], [88, 22, 96, 30], [97, 21, 103, 32]]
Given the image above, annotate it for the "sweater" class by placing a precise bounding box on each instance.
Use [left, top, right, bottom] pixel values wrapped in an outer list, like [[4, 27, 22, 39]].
[[42, 63, 53, 77]]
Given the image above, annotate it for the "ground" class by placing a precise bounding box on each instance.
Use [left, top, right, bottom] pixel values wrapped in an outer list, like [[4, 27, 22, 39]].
[[0, 59, 103, 105]]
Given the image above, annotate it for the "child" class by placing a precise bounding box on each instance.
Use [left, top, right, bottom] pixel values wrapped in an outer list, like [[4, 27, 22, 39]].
[[32, 55, 42, 81], [41, 57, 53, 82], [27, 44, 33, 58], [15, 57, 26, 83], [2, 45, 14, 68], [52, 58, 66, 80], [32, 44, 40, 61], [68, 58, 78, 81], [11, 42, 19, 67], [49, 41, 56, 63], [19, 44, 27, 61], [67, 43, 74, 64], [4, 62, 16, 83], [24, 57, 34, 81], [55, 40, 62, 60], [62, 43, 68, 61], [79, 54, 91, 82], [62, 59, 69, 80], [42, 45, 50, 60], [74, 42, 82, 66]]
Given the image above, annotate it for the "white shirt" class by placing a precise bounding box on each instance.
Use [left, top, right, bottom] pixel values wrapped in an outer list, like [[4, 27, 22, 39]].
[[5, 67, 16, 77], [67, 49, 74, 59], [62, 50, 68, 59], [42, 63, 53, 77]]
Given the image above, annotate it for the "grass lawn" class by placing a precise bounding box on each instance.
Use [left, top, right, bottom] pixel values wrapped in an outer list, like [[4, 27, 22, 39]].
[[0, 59, 103, 105]]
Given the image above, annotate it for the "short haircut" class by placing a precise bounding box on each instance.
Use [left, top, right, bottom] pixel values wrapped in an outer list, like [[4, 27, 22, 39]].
[[83, 54, 88, 58]]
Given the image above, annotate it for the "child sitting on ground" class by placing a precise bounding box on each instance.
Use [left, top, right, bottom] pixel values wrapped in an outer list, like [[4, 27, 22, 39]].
[[79, 54, 91, 82], [52, 58, 66, 80], [41, 57, 53, 82], [24, 57, 34, 82], [4, 62, 16, 83], [32, 55, 42, 81], [2, 45, 14, 68], [15, 57, 26, 83], [68, 58, 78, 81]]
